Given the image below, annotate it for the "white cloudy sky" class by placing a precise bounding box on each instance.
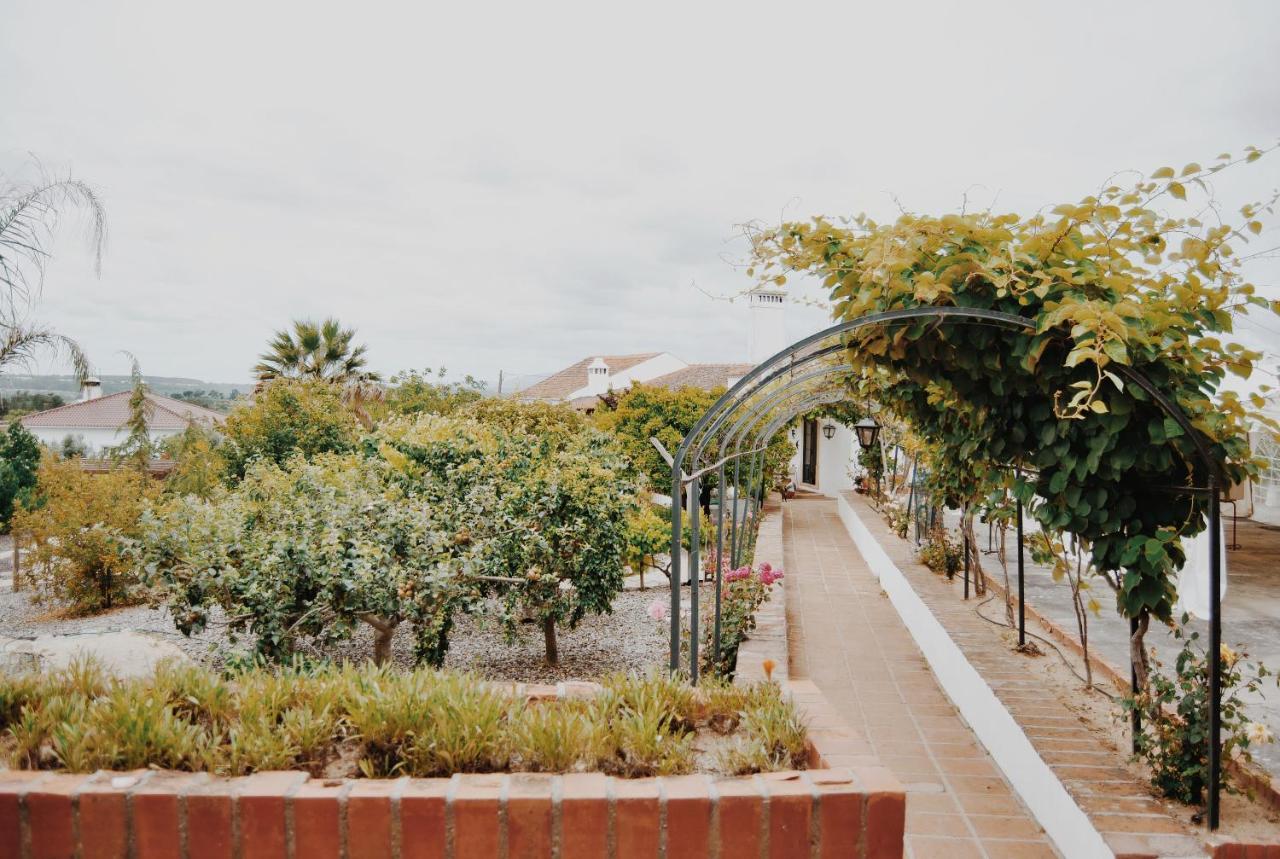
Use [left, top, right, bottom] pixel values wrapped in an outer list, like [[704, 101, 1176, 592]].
[[2, 0, 1279, 389]]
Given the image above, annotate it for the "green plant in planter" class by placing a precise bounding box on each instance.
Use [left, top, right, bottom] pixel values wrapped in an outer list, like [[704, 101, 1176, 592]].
[[882, 502, 910, 539], [1123, 617, 1277, 804], [918, 527, 961, 577]]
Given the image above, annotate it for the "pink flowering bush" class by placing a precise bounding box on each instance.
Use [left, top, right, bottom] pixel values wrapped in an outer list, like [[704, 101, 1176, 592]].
[[700, 562, 784, 679]]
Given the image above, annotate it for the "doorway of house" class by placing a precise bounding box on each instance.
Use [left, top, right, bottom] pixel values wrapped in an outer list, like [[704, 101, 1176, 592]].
[[802, 417, 818, 486]]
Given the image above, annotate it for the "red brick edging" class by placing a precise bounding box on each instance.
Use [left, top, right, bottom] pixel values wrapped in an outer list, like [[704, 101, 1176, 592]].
[[0, 759, 902, 858], [0, 670, 905, 858]]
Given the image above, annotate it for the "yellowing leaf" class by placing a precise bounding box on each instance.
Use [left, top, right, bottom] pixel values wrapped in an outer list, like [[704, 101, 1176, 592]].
[[1168, 182, 1187, 200], [1152, 166, 1175, 179], [1181, 163, 1201, 176]]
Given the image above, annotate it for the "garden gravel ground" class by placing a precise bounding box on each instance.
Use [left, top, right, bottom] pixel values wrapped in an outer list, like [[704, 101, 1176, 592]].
[[0, 583, 711, 682]]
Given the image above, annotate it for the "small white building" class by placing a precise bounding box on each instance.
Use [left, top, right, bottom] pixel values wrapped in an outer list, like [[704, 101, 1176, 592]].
[[18, 378, 225, 455]]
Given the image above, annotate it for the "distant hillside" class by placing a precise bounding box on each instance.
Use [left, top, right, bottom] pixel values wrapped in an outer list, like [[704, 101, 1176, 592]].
[[0, 374, 249, 399]]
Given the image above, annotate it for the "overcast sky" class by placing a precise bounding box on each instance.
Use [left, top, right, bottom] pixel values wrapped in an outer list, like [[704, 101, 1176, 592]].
[[2, 0, 1278, 389]]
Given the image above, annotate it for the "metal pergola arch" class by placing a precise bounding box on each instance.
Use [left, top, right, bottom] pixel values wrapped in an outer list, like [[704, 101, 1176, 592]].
[[667, 306, 1229, 829], [680, 379, 855, 677]]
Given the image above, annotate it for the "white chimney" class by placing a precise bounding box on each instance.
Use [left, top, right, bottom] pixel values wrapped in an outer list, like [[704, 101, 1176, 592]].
[[80, 377, 102, 402], [748, 285, 786, 364], [585, 357, 611, 396]]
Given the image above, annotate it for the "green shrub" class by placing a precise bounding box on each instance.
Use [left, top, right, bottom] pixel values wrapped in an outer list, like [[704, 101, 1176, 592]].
[[919, 527, 961, 577], [882, 502, 910, 539], [1124, 619, 1277, 804], [138, 453, 466, 666], [0, 421, 40, 532], [13, 456, 157, 613], [221, 380, 360, 478], [0, 661, 807, 779]]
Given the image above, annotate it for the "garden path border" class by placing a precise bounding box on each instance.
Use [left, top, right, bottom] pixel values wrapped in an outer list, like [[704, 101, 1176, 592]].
[[836, 492, 1111, 859]]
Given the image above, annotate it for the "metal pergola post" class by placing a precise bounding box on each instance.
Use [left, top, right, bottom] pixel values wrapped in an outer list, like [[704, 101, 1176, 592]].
[[1208, 480, 1222, 829], [1016, 493, 1026, 648]]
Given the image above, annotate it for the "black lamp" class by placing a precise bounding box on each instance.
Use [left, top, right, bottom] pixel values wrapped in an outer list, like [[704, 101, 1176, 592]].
[[822, 422, 836, 440], [854, 416, 881, 450]]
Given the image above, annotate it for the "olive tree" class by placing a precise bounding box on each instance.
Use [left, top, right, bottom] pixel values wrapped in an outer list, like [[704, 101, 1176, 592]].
[[138, 453, 471, 665], [377, 409, 636, 665]]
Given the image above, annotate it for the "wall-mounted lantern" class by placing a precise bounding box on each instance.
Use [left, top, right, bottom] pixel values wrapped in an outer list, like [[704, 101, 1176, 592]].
[[822, 422, 836, 440], [854, 416, 881, 450]]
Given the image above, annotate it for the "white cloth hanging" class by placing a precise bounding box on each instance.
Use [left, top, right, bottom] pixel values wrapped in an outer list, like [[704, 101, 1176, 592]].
[[1175, 524, 1228, 620]]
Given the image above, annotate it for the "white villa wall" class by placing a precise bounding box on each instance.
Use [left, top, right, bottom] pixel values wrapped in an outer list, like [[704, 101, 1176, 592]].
[[27, 426, 183, 455], [787, 420, 858, 497], [816, 423, 856, 495]]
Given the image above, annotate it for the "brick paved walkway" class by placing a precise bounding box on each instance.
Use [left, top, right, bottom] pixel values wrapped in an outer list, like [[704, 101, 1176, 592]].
[[784, 496, 1059, 859], [843, 493, 1213, 858]]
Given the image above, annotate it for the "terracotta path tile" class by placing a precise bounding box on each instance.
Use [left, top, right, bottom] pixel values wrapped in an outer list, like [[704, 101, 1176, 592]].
[[782, 498, 1060, 858]]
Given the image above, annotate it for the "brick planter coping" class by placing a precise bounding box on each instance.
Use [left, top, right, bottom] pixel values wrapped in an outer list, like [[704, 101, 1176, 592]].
[[0, 679, 903, 859]]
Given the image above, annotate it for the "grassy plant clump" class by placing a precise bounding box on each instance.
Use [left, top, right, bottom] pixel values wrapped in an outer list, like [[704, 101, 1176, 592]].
[[0, 659, 808, 779], [717, 683, 809, 775]]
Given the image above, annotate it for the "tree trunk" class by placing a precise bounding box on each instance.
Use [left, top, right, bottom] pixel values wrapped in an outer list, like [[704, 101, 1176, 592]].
[[1068, 544, 1092, 688], [1130, 610, 1150, 691], [995, 524, 1016, 627], [542, 616, 559, 666], [961, 514, 986, 596], [359, 613, 399, 666]]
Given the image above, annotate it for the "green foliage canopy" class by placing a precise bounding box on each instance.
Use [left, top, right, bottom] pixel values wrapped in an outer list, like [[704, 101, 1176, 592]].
[[749, 149, 1280, 627], [221, 380, 360, 478], [0, 422, 40, 531]]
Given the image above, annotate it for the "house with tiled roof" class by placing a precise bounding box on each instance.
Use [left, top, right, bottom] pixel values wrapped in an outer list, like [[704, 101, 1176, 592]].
[[518, 354, 757, 413], [518, 285, 790, 413], [18, 378, 225, 454]]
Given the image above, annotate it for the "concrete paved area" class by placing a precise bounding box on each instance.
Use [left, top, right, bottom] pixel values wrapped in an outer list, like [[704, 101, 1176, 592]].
[[784, 496, 1060, 859], [0, 630, 190, 676]]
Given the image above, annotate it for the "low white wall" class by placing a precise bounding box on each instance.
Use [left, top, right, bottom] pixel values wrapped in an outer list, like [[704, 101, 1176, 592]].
[[836, 493, 1111, 859]]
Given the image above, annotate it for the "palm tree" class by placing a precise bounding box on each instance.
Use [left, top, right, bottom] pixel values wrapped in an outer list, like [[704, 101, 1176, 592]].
[[254, 317, 380, 383], [1, 171, 106, 381]]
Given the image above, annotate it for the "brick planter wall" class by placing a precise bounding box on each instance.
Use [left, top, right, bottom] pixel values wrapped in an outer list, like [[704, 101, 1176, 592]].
[[0, 679, 905, 858], [1, 760, 902, 858]]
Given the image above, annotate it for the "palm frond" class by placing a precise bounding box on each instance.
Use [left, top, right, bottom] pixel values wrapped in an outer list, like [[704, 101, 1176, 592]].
[[0, 321, 91, 383], [0, 174, 107, 307]]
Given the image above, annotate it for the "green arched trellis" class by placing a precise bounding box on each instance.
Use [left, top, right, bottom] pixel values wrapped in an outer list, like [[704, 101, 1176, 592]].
[[668, 306, 1228, 828]]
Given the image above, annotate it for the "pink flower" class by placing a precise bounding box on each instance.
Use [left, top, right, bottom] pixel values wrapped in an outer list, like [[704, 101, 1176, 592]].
[[760, 567, 785, 585], [647, 599, 669, 621], [759, 562, 772, 575], [725, 566, 752, 583]]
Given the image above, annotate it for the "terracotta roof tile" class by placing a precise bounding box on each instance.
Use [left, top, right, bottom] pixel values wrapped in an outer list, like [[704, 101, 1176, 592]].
[[19, 391, 225, 431], [517, 354, 663, 401], [643, 363, 755, 393]]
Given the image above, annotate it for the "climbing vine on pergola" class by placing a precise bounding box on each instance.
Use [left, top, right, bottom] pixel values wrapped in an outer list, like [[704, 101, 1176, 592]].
[[748, 148, 1277, 649], [670, 145, 1279, 830]]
